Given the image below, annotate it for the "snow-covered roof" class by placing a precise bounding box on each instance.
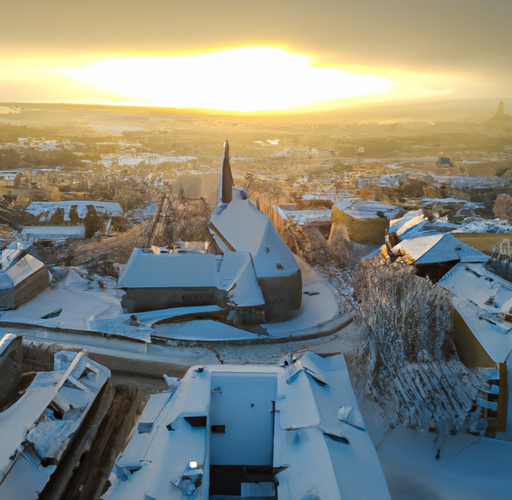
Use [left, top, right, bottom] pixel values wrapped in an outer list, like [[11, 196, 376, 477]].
[[210, 188, 300, 280], [0, 250, 46, 289], [391, 219, 460, 242], [0, 333, 17, 357], [334, 199, 402, 220], [454, 219, 512, 234], [439, 263, 512, 362], [26, 201, 123, 221], [421, 197, 472, 204], [388, 210, 426, 236], [440, 263, 512, 313], [21, 225, 86, 241], [119, 250, 221, 288], [279, 208, 332, 225], [392, 233, 490, 265], [218, 251, 265, 307], [0, 348, 110, 498], [119, 248, 265, 308], [102, 352, 391, 500]]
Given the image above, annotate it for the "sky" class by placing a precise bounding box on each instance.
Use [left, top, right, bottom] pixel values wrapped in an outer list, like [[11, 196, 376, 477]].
[[1, 0, 511, 112]]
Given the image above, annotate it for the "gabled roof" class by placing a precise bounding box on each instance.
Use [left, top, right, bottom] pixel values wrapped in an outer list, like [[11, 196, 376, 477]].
[[102, 352, 391, 500], [210, 189, 299, 279], [393, 233, 490, 265]]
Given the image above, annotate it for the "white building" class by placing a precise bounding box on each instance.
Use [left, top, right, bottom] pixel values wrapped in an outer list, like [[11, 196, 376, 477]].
[[20, 226, 86, 244], [26, 201, 123, 222], [102, 351, 391, 500], [0, 334, 110, 498], [0, 248, 49, 309]]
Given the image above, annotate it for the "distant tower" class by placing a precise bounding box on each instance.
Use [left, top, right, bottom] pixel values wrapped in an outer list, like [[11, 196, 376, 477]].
[[489, 100, 512, 122]]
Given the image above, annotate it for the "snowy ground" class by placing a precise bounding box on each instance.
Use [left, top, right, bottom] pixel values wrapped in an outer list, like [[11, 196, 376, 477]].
[[0, 258, 349, 343], [377, 425, 512, 500], [355, 381, 512, 500]]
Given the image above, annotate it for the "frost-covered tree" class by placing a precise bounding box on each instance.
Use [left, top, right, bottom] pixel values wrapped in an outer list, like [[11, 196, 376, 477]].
[[353, 257, 455, 364], [352, 258, 480, 433]]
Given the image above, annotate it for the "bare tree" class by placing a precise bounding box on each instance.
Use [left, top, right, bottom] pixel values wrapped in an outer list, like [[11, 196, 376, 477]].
[[148, 191, 212, 247]]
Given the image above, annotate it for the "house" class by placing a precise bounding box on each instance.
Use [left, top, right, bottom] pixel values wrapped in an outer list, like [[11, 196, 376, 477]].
[[438, 264, 512, 439], [209, 144, 301, 319], [20, 225, 86, 244], [386, 210, 427, 247], [420, 198, 485, 221], [119, 247, 265, 320], [0, 247, 49, 309], [101, 351, 391, 500], [438, 263, 512, 367], [331, 199, 402, 245], [436, 157, 453, 167], [26, 200, 123, 222], [0, 334, 110, 498], [390, 232, 489, 282], [278, 205, 332, 239], [119, 142, 302, 321], [452, 218, 512, 254], [386, 210, 460, 248], [0, 172, 17, 187], [0, 333, 22, 407]]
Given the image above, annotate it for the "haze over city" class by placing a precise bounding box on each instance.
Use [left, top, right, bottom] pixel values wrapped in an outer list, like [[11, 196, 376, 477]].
[[2, 0, 511, 111]]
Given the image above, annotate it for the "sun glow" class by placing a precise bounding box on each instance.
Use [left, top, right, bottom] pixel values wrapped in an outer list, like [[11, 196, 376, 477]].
[[51, 47, 398, 112]]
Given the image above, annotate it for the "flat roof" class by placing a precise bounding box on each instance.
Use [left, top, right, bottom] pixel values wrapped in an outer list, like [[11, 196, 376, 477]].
[[102, 352, 391, 500], [335, 199, 402, 220], [119, 250, 221, 288], [26, 201, 123, 221]]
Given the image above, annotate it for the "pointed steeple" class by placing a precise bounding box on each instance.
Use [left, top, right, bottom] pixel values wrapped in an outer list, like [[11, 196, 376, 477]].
[[218, 140, 234, 204]]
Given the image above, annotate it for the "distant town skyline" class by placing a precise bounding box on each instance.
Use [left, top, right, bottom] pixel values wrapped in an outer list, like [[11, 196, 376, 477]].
[[1, 0, 511, 112]]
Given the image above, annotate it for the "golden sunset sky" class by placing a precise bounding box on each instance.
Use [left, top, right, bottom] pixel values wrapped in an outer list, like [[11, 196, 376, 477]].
[[1, 0, 511, 112]]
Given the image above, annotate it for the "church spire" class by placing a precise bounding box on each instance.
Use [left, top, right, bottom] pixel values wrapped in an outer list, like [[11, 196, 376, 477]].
[[219, 140, 234, 204]]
